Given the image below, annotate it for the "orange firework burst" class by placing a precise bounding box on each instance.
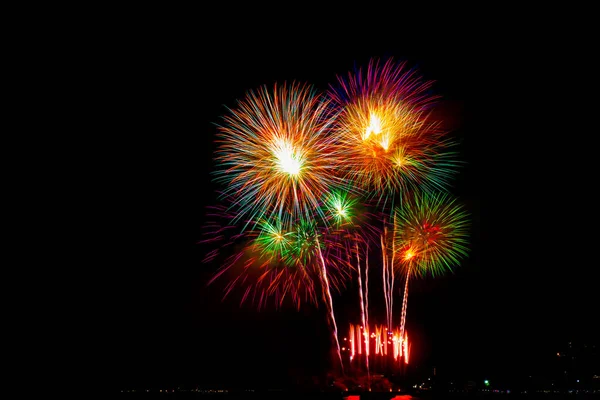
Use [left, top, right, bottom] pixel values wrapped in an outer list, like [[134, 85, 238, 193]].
[[327, 58, 459, 207], [213, 81, 344, 229]]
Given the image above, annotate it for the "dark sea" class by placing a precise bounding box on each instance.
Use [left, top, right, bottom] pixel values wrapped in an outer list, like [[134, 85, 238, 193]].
[[115, 389, 600, 399]]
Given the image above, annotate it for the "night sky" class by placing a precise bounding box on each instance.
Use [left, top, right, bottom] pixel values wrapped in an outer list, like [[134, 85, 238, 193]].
[[103, 19, 598, 391]]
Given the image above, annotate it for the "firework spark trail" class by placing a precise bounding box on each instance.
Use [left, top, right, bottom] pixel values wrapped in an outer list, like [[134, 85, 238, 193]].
[[349, 324, 355, 361], [390, 214, 397, 329], [399, 268, 411, 344], [315, 235, 344, 375], [355, 238, 370, 382], [364, 242, 369, 343], [381, 231, 390, 330], [403, 333, 410, 364], [382, 225, 395, 331]]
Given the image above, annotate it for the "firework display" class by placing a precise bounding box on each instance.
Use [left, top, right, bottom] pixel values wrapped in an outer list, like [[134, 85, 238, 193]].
[[203, 58, 470, 384]]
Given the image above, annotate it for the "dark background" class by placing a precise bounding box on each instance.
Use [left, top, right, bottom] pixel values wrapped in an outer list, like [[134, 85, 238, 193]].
[[96, 13, 598, 392]]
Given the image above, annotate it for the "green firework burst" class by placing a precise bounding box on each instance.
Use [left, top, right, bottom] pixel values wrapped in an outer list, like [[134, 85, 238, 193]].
[[394, 191, 470, 278]]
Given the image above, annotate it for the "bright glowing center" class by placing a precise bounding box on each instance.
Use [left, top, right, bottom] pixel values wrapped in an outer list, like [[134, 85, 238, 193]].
[[273, 139, 302, 176], [379, 134, 390, 151], [363, 112, 382, 140], [393, 151, 407, 167], [403, 249, 415, 261], [363, 112, 390, 152]]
